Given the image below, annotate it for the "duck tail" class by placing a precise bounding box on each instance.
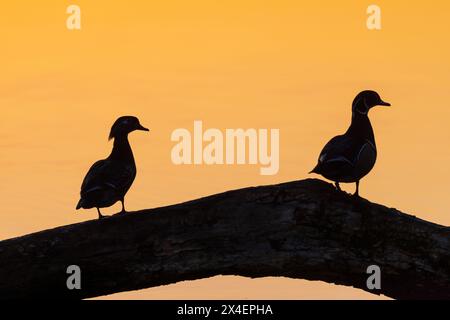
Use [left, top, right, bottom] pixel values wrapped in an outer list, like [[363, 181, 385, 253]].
[[76, 199, 83, 210], [309, 164, 320, 174]]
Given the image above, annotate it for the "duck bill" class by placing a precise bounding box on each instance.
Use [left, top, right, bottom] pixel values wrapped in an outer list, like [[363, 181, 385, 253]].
[[137, 124, 150, 132], [379, 100, 391, 107]]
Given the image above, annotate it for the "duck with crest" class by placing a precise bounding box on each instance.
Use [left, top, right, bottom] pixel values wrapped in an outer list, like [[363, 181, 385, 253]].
[[76, 116, 149, 219], [310, 90, 391, 196]]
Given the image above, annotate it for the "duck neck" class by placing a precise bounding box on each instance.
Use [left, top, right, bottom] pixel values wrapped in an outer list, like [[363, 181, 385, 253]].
[[110, 135, 135, 162], [347, 112, 376, 145]]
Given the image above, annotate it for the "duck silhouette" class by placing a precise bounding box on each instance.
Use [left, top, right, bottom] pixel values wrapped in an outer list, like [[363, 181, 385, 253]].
[[310, 90, 390, 196], [76, 116, 149, 219]]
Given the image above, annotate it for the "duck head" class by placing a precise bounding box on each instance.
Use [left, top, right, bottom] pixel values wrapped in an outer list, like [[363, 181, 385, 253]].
[[352, 90, 391, 115], [109, 116, 149, 140]]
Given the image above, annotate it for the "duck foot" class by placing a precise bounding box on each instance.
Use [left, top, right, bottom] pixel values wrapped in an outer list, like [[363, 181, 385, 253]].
[[334, 182, 342, 192], [97, 208, 108, 219], [116, 200, 128, 215]]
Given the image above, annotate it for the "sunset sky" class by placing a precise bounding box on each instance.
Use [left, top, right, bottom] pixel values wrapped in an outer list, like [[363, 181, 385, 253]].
[[1, 0, 449, 299]]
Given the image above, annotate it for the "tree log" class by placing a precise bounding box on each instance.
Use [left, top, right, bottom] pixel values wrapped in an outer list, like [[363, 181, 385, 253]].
[[0, 179, 449, 299]]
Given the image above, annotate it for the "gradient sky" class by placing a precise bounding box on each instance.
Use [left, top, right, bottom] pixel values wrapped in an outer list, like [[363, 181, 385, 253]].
[[1, 0, 449, 299]]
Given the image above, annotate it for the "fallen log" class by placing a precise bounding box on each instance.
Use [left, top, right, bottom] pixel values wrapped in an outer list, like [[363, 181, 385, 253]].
[[0, 179, 449, 299]]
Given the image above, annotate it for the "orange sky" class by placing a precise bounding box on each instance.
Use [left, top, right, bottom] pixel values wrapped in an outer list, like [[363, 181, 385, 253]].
[[1, 0, 449, 299]]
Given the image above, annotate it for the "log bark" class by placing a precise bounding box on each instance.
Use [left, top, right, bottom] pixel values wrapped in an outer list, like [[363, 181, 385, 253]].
[[0, 179, 449, 300]]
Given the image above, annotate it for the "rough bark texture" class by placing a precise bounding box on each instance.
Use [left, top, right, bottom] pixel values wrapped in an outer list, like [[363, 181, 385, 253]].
[[0, 179, 449, 300]]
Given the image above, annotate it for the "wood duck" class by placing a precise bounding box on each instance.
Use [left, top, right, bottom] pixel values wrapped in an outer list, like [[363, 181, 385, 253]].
[[76, 116, 149, 219], [310, 90, 390, 196]]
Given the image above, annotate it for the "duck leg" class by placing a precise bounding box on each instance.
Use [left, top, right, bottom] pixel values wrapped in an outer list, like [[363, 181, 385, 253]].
[[97, 208, 104, 219], [120, 199, 127, 214], [354, 180, 360, 197], [335, 182, 341, 192]]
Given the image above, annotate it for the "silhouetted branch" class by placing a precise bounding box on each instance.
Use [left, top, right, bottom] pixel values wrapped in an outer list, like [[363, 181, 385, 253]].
[[0, 179, 449, 299]]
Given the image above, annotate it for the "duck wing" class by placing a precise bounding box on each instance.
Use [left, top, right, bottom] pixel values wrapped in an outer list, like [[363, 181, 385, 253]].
[[80, 159, 109, 193], [313, 134, 367, 181], [82, 160, 135, 192], [320, 135, 364, 164], [78, 159, 136, 208]]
